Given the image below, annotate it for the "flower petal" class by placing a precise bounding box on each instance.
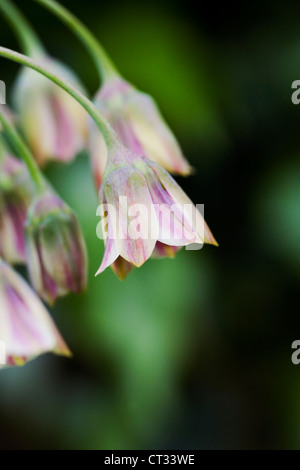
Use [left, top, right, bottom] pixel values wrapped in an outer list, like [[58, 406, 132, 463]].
[[0, 260, 70, 367], [104, 167, 158, 267], [147, 160, 218, 246], [127, 91, 192, 175], [95, 236, 119, 276], [139, 160, 198, 245]]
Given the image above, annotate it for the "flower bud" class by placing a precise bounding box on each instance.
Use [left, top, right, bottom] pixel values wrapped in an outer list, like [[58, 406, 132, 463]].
[[26, 191, 87, 304], [89, 77, 192, 189], [0, 259, 70, 368], [0, 151, 34, 263], [14, 57, 88, 166]]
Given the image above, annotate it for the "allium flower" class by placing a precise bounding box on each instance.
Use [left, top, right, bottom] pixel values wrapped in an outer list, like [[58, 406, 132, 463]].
[[26, 191, 87, 304], [0, 152, 34, 263], [0, 259, 70, 368], [89, 77, 192, 189], [14, 57, 88, 166], [96, 149, 217, 279]]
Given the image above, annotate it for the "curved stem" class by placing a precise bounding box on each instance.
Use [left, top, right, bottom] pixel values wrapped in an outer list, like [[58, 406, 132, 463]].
[[33, 0, 119, 82], [0, 0, 45, 58], [0, 47, 121, 152], [0, 107, 46, 192]]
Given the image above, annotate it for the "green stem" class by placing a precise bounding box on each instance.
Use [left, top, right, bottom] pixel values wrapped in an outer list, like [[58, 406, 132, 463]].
[[0, 135, 6, 161], [33, 0, 119, 82], [0, 47, 121, 152], [0, 107, 46, 191], [0, 0, 45, 58]]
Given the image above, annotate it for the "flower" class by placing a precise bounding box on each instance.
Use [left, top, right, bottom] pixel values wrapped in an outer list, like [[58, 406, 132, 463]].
[[89, 77, 192, 189], [0, 259, 70, 368], [13, 56, 88, 166], [26, 190, 87, 304], [96, 148, 217, 279], [0, 151, 34, 263]]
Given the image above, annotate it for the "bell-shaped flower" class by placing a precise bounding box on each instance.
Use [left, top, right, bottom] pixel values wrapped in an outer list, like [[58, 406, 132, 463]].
[[13, 57, 88, 166], [26, 190, 87, 304], [0, 150, 34, 264], [89, 77, 192, 189], [96, 148, 217, 279], [0, 259, 70, 368]]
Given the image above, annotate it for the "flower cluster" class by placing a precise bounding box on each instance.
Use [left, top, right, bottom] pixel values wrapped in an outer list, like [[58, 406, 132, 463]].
[[0, 0, 217, 368]]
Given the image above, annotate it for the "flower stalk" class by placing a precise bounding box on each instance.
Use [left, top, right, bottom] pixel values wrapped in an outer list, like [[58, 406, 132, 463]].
[[0, 0, 45, 58], [33, 0, 118, 81], [0, 47, 120, 153], [0, 107, 46, 192]]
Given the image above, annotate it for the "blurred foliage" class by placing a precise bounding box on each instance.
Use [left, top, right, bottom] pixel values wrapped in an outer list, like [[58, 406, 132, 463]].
[[0, 0, 300, 450]]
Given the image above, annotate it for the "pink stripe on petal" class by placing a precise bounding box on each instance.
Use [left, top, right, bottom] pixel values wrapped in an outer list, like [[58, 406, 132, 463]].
[[51, 95, 75, 161], [147, 160, 218, 246], [96, 237, 119, 276], [104, 167, 158, 267], [112, 116, 144, 156], [143, 165, 197, 245]]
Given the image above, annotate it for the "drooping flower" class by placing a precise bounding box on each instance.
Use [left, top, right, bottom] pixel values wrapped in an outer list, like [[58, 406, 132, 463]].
[[26, 190, 87, 304], [89, 77, 192, 189], [14, 56, 88, 166], [0, 150, 34, 264], [96, 148, 217, 279], [0, 258, 71, 368]]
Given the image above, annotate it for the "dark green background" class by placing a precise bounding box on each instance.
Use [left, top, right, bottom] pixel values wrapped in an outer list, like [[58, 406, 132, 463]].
[[0, 0, 300, 449]]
